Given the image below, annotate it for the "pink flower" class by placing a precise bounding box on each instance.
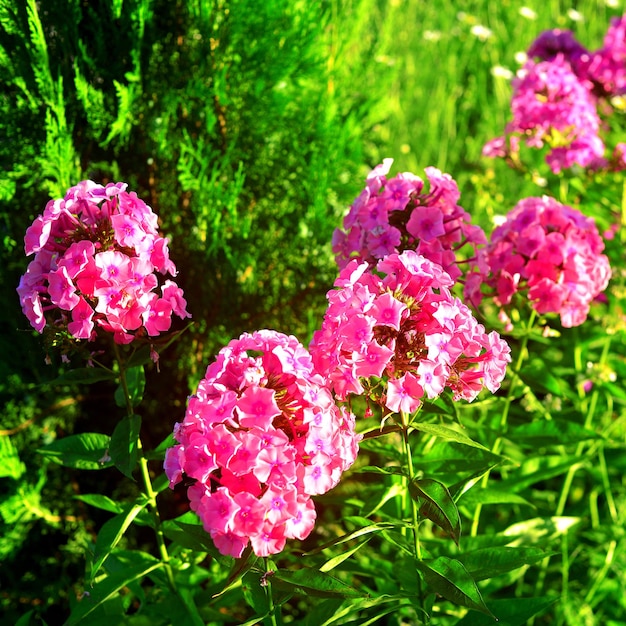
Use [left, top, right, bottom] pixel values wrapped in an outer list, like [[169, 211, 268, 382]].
[[165, 330, 361, 557], [17, 180, 190, 353], [470, 196, 611, 328], [332, 160, 487, 286], [311, 251, 511, 410]]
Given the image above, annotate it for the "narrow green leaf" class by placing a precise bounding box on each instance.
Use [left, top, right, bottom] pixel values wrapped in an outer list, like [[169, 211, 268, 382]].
[[320, 537, 372, 572], [409, 478, 461, 545], [271, 567, 366, 598], [457, 546, 552, 581], [46, 367, 116, 386], [109, 415, 141, 479], [37, 433, 112, 470], [114, 365, 145, 408], [411, 422, 491, 451], [416, 556, 493, 617], [66, 558, 161, 626], [90, 498, 148, 580], [455, 596, 557, 626], [74, 494, 124, 514], [354, 465, 407, 477], [518, 360, 562, 396], [302, 519, 397, 555], [457, 487, 533, 509]]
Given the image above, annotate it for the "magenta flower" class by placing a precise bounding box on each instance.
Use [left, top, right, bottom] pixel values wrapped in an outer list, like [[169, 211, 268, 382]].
[[332, 160, 487, 286], [310, 251, 511, 413], [164, 330, 361, 558], [468, 196, 611, 328], [16, 180, 190, 350]]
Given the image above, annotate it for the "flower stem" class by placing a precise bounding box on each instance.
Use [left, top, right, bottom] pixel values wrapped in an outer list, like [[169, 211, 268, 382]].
[[263, 558, 279, 626], [401, 411, 424, 606]]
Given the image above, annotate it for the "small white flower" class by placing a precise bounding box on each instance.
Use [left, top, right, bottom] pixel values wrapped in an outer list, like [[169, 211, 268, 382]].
[[423, 30, 442, 42], [471, 24, 493, 41], [491, 65, 513, 80], [515, 51, 529, 65], [519, 7, 537, 19], [567, 9, 584, 21]]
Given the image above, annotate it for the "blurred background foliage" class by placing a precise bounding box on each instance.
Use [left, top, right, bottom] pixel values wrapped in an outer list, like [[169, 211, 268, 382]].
[[1, 0, 624, 623]]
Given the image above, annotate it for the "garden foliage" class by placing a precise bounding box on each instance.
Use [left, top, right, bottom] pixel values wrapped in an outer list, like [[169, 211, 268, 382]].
[[2, 2, 626, 626]]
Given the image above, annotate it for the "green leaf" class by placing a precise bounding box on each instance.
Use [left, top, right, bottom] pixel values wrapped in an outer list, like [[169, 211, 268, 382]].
[[0, 435, 26, 479], [90, 498, 149, 580], [509, 420, 599, 447], [114, 366, 145, 409], [409, 478, 461, 545], [163, 520, 223, 558], [109, 415, 141, 479], [518, 360, 562, 396], [46, 367, 116, 386], [455, 596, 557, 626], [37, 433, 112, 470], [411, 422, 491, 451], [271, 567, 366, 598], [415, 556, 493, 616], [74, 494, 124, 514], [457, 487, 533, 509], [66, 557, 161, 626], [457, 546, 552, 581]]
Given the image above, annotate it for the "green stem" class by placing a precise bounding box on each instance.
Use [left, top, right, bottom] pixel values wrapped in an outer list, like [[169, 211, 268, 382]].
[[263, 558, 279, 626], [115, 344, 177, 593], [470, 309, 536, 536], [400, 411, 425, 612]]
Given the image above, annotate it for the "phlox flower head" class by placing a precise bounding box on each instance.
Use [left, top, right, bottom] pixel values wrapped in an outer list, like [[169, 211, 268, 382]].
[[482, 56, 606, 174], [164, 330, 361, 558], [310, 251, 511, 415], [332, 159, 487, 285], [17, 180, 190, 349], [468, 196, 611, 328]]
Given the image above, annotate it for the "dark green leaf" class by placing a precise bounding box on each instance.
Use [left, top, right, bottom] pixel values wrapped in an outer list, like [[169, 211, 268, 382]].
[[457, 546, 552, 581], [37, 433, 112, 470], [212, 545, 257, 598], [416, 556, 493, 616], [455, 596, 557, 626], [271, 567, 366, 598], [109, 415, 141, 479], [518, 360, 562, 396], [409, 478, 461, 545], [163, 520, 223, 558], [114, 365, 145, 409], [46, 367, 116, 386]]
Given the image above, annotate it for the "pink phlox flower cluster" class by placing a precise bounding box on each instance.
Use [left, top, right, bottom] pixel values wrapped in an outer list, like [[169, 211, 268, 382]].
[[485, 16, 626, 173], [332, 159, 488, 285], [467, 196, 611, 328], [310, 251, 510, 415], [17, 180, 190, 345], [483, 56, 606, 173], [164, 330, 361, 558]]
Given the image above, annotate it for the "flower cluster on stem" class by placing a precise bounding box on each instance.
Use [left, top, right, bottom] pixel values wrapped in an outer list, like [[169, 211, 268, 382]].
[[165, 330, 361, 558], [17, 180, 190, 350], [310, 251, 511, 415], [467, 195, 611, 329]]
